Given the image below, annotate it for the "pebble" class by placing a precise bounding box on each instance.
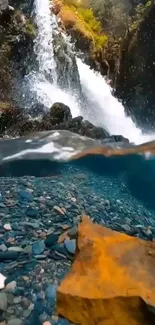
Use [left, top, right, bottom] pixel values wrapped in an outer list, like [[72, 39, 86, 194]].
[[68, 226, 77, 238], [22, 222, 39, 229], [0, 244, 7, 252], [64, 239, 76, 255], [7, 293, 14, 304], [26, 207, 38, 217], [23, 245, 32, 254], [5, 281, 17, 293], [116, 200, 122, 205], [53, 243, 68, 256], [3, 223, 12, 231], [0, 292, 7, 311], [45, 234, 58, 247], [8, 247, 23, 252], [47, 227, 55, 236], [53, 206, 65, 215], [35, 254, 47, 260], [23, 309, 32, 318], [32, 240, 45, 255], [13, 296, 22, 304], [45, 284, 57, 301], [21, 297, 30, 309], [0, 251, 19, 261], [7, 319, 22, 325], [121, 224, 132, 233], [19, 190, 33, 201], [36, 291, 45, 300], [0, 203, 6, 208], [0, 273, 6, 289]]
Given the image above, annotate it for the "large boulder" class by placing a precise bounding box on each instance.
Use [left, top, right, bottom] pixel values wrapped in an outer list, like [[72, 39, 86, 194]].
[[49, 102, 72, 124], [115, 3, 155, 126], [57, 216, 155, 325]]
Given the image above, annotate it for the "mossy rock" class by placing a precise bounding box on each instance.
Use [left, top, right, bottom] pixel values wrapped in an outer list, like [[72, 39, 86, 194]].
[[0, 7, 36, 102]]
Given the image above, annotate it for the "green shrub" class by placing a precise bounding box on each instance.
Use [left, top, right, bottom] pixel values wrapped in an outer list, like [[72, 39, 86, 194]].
[[77, 8, 101, 33]]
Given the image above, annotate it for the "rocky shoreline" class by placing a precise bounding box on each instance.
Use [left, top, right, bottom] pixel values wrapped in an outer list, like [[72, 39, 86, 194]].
[[0, 102, 129, 145]]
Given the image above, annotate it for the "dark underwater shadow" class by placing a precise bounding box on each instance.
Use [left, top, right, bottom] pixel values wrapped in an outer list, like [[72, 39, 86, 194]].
[[1, 153, 155, 211], [71, 153, 155, 211]]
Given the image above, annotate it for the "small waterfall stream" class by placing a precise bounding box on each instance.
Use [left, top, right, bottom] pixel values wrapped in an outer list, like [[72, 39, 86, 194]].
[[34, 0, 57, 83]]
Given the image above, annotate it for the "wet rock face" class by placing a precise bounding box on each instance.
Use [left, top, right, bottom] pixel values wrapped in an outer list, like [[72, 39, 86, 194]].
[[0, 5, 36, 104], [9, 0, 34, 13], [115, 4, 155, 126], [57, 216, 155, 325], [0, 0, 8, 11], [0, 105, 21, 136], [53, 32, 81, 94]]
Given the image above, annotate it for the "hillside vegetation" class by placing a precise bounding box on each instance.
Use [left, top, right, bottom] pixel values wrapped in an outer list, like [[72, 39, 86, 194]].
[[53, 0, 107, 56], [52, 0, 153, 78]]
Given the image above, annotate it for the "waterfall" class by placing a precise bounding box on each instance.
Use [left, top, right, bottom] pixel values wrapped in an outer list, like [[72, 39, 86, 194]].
[[76, 59, 155, 144], [34, 0, 57, 83], [27, 0, 155, 144]]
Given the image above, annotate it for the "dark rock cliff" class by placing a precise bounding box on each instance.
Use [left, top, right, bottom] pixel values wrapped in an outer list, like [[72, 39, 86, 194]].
[[115, 3, 155, 127], [0, 1, 36, 107]]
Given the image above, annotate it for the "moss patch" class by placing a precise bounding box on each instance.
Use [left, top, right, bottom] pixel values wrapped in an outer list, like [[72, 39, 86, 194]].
[[53, 0, 107, 54]]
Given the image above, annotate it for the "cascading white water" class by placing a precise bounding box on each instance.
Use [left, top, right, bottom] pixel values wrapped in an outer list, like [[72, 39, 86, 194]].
[[32, 0, 155, 145], [76, 59, 155, 144], [31, 0, 81, 116], [34, 0, 57, 82]]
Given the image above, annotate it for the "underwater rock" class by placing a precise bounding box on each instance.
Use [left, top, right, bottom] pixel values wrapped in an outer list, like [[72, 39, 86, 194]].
[[57, 216, 155, 325]]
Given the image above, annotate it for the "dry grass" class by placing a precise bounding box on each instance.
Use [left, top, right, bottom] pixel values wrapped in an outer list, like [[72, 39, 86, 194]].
[[52, 0, 107, 52]]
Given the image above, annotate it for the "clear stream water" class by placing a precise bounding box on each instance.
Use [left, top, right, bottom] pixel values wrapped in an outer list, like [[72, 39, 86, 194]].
[[0, 2, 155, 324]]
